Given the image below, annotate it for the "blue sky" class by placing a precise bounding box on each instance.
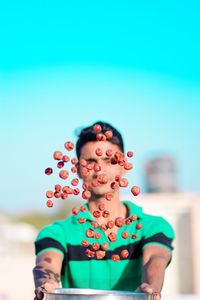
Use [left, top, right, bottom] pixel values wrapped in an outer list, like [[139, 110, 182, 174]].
[[0, 0, 200, 214]]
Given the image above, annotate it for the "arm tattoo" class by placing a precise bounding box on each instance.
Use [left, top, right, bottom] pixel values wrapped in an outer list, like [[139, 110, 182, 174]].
[[33, 265, 61, 287]]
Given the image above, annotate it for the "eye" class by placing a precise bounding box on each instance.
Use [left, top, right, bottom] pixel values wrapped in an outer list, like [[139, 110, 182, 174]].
[[86, 159, 96, 164], [104, 158, 111, 164]]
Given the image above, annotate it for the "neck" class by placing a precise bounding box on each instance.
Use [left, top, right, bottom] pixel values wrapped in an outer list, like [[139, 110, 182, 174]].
[[88, 190, 128, 223]]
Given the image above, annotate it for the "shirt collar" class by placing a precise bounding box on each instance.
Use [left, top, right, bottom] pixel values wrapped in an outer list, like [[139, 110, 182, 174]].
[[73, 200, 143, 223], [123, 200, 143, 219], [73, 202, 93, 223]]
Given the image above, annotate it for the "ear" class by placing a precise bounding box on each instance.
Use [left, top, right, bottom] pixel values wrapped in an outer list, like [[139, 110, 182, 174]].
[[76, 162, 82, 179], [122, 166, 127, 177]]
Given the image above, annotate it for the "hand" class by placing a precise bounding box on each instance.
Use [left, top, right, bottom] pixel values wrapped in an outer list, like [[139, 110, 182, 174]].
[[136, 283, 161, 300], [34, 282, 59, 300]]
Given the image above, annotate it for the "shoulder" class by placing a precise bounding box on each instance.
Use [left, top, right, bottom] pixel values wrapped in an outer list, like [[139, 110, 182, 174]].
[[35, 216, 74, 241], [34, 216, 75, 256], [142, 213, 175, 239], [123, 200, 175, 240]]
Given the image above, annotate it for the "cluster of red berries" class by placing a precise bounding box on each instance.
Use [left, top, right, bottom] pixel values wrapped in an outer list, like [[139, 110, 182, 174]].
[[72, 204, 142, 261], [44, 123, 142, 261]]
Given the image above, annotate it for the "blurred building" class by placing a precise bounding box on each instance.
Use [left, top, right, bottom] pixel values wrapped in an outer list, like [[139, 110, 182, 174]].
[[145, 155, 178, 193], [128, 192, 200, 297], [0, 215, 37, 300]]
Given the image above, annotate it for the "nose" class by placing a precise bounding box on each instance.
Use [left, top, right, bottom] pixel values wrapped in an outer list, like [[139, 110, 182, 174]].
[[93, 163, 102, 173]]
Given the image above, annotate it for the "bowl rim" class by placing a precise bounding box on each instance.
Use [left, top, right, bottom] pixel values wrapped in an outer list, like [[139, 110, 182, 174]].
[[46, 288, 146, 296]]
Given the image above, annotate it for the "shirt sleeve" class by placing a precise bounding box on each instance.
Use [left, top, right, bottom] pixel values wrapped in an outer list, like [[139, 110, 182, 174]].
[[34, 221, 66, 258], [141, 216, 175, 252]]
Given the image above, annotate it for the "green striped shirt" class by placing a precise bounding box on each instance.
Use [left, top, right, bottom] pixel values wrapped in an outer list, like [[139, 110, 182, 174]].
[[35, 200, 174, 291]]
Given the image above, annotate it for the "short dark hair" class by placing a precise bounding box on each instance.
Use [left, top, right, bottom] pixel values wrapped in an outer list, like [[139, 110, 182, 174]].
[[76, 121, 124, 159]]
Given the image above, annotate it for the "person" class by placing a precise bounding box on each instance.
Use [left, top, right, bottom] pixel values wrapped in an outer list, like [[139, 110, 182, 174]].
[[33, 121, 175, 300]]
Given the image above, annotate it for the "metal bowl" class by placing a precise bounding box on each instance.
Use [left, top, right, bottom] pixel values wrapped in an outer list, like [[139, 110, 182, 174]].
[[44, 288, 153, 300]]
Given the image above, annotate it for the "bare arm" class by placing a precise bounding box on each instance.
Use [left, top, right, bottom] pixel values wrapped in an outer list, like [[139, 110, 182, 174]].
[[137, 244, 171, 300], [33, 250, 63, 300]]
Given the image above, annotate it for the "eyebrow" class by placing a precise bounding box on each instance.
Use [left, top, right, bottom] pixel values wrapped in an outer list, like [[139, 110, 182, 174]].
[[85, 158, 97, 162], [84, 156, 110, 161]]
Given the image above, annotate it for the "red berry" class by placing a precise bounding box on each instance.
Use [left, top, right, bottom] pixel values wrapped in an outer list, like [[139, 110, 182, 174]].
[[119, 178, 128, 188], [72, 208, 79, 215], [108, 232, 117, 242], [81, 240, 90, 247], [46, 199, 53, 207], [110, 157, 118, 165], [86, 229, 95, 238], [98, 203, 105, 211], [124, 162, 133, 170], [110, 182, 118, 190], [78, 218, 86, 224], [71, 166, 78, 173], [136, 223, 142, 230], [114, 151, 125, 163], [132, 234, 138, 239], [100, 224, 108, 231], [105, 130, 113, 139], [85, 249, 95, 258], [120, 249, 129, 259], [81, 167, 89, 178], [82, 182, 90, 190], [111, 254, 120, 262], [121, 231, 129, 239], [102, 210, 110, 218], [91, 221, 99, 229], [105, 192, 113, 201], [91, 179, 99, 187], [62, 186, 73, 194], [80, 159, 87, 167], [127, 151, 134, 158], [55, 184, 61, 192], [97, 174, 108, 184], [131, 186, 140, 196], [46, 190, 54, 198], [107, 220, 114, 229], [71, 158, 78, 165], [82, 190, 91, 200], [54, 192, 61, 198], [101, 242, 109, 250], [62, 155, 70, 162], [131, 215, 137, 221], [45, 167, 53, 175], [95, 233, 101, 239], [73, 188, 80, 195], [61, 193, 68, 199], [93, 210, 101, 218], [59, 170, 69, 180], [53, 151, 63, 160], [95, 148, 103, 156], [125, 218, 132, 225], [93, 124, 102, 133], [96, 133, 106, 141], [106, 149, 113, 157], [80, 205, 86, 212], [93, 164, 101, 172], [118, 160, 125, 166], [64, 141, 74, 151], [96, 250, 106, 260], [71, 178, 79, 186], [115, 175, 121, 182], [92, 242, 100, 251], [87, 164, 93, 170], [57, 161, 64, 168], [115, 217, 125, 227]]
